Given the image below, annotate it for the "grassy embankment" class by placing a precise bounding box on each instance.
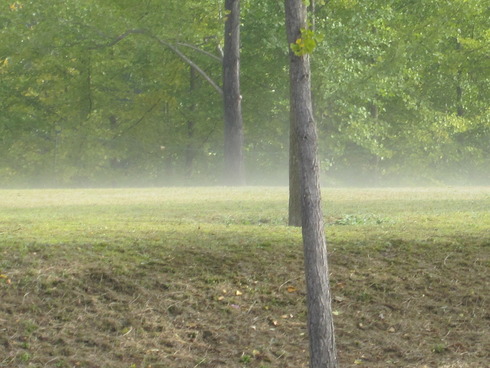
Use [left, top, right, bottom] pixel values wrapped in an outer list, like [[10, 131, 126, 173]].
[[0, 187, 489, 367]]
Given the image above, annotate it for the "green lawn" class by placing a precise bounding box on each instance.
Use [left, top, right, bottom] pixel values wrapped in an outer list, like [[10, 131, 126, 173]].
[[1, 187, 489, 367]]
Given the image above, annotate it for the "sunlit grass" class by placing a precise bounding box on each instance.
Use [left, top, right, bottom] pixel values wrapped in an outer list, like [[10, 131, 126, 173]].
[[1, 186, 489, 246]]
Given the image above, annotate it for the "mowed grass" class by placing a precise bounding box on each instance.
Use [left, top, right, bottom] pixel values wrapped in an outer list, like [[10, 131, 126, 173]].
[[0, 187, 489, 368]]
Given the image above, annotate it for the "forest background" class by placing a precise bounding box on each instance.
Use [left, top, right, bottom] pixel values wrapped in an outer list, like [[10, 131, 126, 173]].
[[1, 0, 489, 188]]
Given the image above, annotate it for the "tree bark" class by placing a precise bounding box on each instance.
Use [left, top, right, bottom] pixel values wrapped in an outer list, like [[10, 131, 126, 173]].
[[289, 119, 302, 226], [284, 1, 338, 367], [287, 17, 301, 226], [289, 0, 318, 227], [185, 67, 197, 179], [223, 0, 245, 185]]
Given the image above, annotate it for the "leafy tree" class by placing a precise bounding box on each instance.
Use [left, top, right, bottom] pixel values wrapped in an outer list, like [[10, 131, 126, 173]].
[[1, 0, 226, 185], [0, 0, 488, 186], [309, 0, 489, 185]]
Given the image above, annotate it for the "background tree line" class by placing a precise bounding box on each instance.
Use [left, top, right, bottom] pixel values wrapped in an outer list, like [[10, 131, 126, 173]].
[[1, 0, 488, 187]]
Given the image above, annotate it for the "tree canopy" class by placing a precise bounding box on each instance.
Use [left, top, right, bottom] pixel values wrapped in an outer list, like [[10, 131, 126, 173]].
[[1, 0, 488, 187]]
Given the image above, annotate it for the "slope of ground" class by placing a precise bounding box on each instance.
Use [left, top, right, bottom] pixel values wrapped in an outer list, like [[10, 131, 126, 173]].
[[0, 187, 488, 367]]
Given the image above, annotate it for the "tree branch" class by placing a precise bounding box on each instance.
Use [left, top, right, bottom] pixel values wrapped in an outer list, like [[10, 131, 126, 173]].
[[176, 42, 223, 63], [90, 29, 147, 49], [92, 29, 223, 95], [151, 36, 223, 95], [113, 99, 161, 140]]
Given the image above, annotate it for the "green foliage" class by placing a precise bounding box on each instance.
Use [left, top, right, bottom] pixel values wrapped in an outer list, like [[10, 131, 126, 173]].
[[290, 28, 324, 56], [0, 0, 226, 186], [239, 354, 252, 364], [311, 0, 489, 184], [0, 0, 488, 186]]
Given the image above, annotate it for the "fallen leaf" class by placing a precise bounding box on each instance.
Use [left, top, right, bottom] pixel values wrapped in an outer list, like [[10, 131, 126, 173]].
[[235, 290, 243, 296], [268, 318, 278, 326], [286, 286, 297, 293], [0, 274, 10, 284]]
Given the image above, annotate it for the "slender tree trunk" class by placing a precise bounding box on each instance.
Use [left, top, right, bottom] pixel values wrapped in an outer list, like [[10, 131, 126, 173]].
[[370, 100, 382, 185], [288, 44, 302, 226], [70, 52, 93, 184], [456, 70, 464, 117], [286, 13, 302, 226], [285, 1, 338, 367], [289, 121, 302, 226], [223, 0, 245, 185], [289, 0, 319, 227], [185, 67, 197, 179], [80, 52, 93, 121]]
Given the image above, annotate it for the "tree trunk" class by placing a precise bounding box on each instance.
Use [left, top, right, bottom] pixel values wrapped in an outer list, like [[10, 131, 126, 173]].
[[370, 100, 381, 185], [284, 1, 338, 367], [185, 67, 197, 179], [80, 52, 93, 121], [223, 0, 245, 185], [287, 16, 302, 226], [289, 0, 317, 227], [289, 119, 302, 226], [456, 70, 464, 117]]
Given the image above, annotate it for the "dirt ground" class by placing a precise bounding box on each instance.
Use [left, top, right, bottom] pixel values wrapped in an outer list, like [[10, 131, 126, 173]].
[[1, 232, 488, 368]]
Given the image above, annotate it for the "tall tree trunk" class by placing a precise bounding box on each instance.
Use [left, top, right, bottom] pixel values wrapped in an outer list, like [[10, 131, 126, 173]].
[[287, 23, 302, 226], [185, 67, 197, 179], [289, 0, 318, 227], [80, 52, 93, 121], [223, 0, 245, 185], [370, 100, 382, 185], [285, 1, 338, 367], [289, 120, 302, 226]]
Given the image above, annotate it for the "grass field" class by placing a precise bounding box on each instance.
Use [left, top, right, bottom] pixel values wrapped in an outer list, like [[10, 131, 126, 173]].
[[0, 187, 489, 368]]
